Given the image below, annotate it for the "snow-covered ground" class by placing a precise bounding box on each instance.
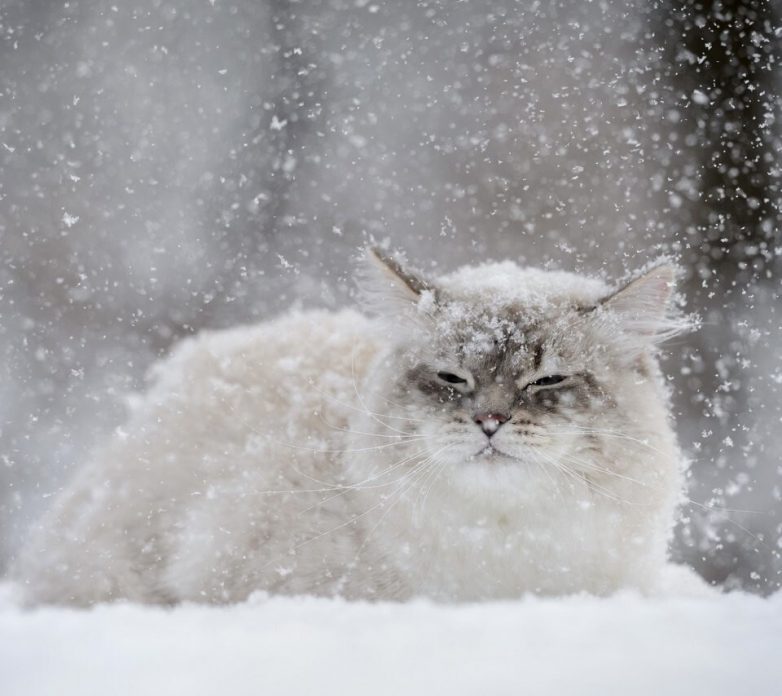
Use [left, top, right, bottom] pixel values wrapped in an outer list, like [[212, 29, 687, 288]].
[[1, 587, 780, 696]]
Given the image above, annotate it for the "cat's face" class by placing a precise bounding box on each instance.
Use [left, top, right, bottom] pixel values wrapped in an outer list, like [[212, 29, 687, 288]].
[[360, 249, 688, 488], [395, 301, 611, 471]]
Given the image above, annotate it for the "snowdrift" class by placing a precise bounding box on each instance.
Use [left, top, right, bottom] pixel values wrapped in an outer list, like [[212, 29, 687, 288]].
[[1, 587, 780, 696]]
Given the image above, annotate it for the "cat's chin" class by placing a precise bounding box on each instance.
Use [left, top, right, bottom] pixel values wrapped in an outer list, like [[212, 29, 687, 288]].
[[447, 446, 550, 501]]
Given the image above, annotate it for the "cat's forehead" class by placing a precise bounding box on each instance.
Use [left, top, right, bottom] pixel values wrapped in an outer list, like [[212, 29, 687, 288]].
[[401, 262, 611, 371], [429, 300, 550, 370]]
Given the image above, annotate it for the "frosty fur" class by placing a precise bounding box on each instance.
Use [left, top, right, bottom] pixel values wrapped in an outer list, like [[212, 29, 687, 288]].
[[14, 250, 701, 605]]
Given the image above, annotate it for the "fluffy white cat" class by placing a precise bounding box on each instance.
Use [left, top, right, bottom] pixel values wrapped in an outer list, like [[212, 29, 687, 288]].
[[13, 249, 703, 605]]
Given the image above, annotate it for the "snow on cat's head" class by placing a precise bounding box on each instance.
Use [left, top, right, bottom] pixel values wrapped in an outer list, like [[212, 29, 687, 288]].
[[357, 248, 690, 491]]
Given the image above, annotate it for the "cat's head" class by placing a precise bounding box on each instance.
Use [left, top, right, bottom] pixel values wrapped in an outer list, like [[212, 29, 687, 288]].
[[357, 247, 693, 491]]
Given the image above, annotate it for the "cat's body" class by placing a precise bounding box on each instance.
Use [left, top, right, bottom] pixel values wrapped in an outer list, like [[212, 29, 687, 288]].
[[14, 252, 698, 605]]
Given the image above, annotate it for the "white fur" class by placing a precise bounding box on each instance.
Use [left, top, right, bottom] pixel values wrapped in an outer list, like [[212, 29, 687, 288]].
[[13, 259, 701, 605]]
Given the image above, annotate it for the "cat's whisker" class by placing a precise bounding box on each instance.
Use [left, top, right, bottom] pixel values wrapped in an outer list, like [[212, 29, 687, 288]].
[[268, 435, 427, 455], [546, 427, 666, 455], [556, 452, 654, 490], [308, 378, 441, 432], [350, 447, 437, 488], [680, 503, 776, 554], [243, 452, 428, 508], [557, 452, 767, 520], [384, 452, 441, 527], [536, 448, 771, 546], [570, 470, 632, 505], [412, 446, 456, 522], [535, 449, 605, 502], [530, 447, 636, 506], [252, 484, 361, 497], [312, 392, 419, 437], [680, 497, 765, 517], [354, 445, 454, 559], [294, 360, 437, 433], [528, 449, 576, 497], [205, 403, 425, 455], [316, 416, 420, 439], [297, 448, 435, 513], [290, 446, 430, 494], [280, 448, 445, 566], [526, 448, 568, 501], [558, 455, 667, 506]]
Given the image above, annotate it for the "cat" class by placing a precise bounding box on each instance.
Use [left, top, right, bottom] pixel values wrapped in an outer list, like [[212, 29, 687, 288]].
[[12, 248, 701, 605]]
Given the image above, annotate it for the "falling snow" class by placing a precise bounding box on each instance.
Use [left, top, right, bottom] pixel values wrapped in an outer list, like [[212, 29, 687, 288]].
[[1, 0, 781, 687]]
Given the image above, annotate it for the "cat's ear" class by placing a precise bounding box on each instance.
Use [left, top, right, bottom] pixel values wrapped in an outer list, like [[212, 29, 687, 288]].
[[358, 247, 436, 320], [598, 262, 693, 349]]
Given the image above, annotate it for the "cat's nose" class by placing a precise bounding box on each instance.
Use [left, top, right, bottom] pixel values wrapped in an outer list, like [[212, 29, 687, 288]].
[[473, 412, 509, 437]]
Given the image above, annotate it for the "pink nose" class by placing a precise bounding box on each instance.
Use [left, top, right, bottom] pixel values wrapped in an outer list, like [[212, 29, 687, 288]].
[[473, 412, 510, 436]]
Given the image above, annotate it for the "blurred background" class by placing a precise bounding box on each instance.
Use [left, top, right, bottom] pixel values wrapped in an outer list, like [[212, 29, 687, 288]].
[[1, 0, 780, 593]]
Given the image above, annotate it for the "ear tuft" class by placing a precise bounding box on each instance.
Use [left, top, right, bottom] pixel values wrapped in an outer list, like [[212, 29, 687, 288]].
[[599, 262, 694, 347], [357, 246, 435, 320]]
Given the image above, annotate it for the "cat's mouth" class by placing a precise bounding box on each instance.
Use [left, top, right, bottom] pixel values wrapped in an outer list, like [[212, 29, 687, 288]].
[[473, 444, 515, 461]]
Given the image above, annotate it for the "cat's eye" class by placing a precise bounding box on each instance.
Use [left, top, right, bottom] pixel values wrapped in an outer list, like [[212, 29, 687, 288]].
[[528, 375, 568, 388], [437, 371, 467, 385]]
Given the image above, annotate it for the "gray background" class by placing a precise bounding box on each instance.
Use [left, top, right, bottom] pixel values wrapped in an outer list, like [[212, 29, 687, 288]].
[[1, 0, 780, 593]]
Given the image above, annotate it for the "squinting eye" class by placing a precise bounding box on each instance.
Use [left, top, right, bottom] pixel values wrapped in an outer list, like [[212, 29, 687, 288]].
[[437, 371, 467, 385], [529, 375, 567, 388]]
